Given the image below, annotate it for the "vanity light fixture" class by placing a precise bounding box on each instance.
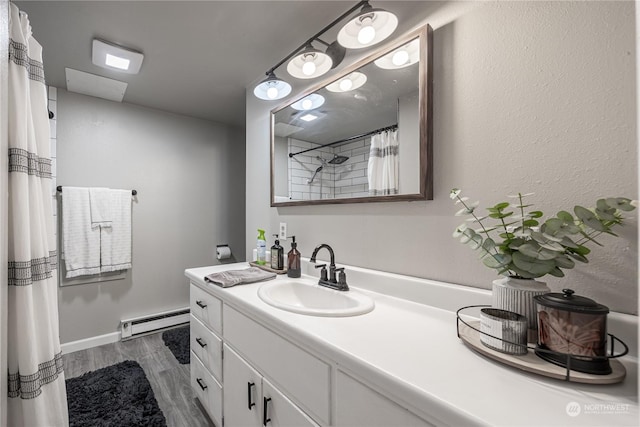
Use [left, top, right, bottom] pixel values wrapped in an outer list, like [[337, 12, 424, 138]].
[[374, 38, 420, 70], [337, 2, 398, 49], [291, 93, 325, 111], [326, 72, 367, 93], [92, 39, 144, 74], [253, 71, 293, 100], [254, 1, 396, 101], [287, 43, 333, 79]]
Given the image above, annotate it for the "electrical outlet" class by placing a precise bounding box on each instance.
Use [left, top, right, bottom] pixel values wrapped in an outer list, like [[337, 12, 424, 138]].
[[279, 222, 287, 240]]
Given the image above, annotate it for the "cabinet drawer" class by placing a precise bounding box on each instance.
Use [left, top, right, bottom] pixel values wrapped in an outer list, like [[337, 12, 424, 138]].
[[190, 283, 222, 334], [223, 305, 330, 425], [190, 315, 222, 381], [191, 350, 223, 427]]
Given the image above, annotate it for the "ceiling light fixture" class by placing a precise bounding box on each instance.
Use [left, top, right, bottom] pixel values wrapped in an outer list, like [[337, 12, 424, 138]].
[[300, 113, 318, 122], [253, 71, 293, 101], [291, 94, 325, 111], [92, 39, 144, 74], [374, 38, 420, 70], [254, 1, 396, 100], [287, 43, 333, 79], [337, 1, 398, 49]]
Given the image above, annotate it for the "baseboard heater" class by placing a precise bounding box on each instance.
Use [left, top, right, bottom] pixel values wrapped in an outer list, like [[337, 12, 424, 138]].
[[120, 307, 190, 339]]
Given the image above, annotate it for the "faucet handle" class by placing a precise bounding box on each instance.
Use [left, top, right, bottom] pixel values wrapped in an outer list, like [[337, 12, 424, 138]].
[[315, 264, 328, 281], [335, 268, 348, 289]]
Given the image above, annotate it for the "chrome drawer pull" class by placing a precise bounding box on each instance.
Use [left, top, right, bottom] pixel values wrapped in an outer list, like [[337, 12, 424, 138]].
[[195, 337, 207, 348], [196, 300, 207, 309]]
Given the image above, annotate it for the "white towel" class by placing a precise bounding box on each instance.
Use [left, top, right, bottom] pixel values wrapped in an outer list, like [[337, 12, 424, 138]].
[[89, 187, 113, 229], [100, 189, 132, 273], [62, 186, 101, 278]]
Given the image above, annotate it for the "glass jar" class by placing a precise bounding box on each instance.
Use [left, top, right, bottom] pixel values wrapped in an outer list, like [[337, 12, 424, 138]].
[[534, 289, 610, 375]]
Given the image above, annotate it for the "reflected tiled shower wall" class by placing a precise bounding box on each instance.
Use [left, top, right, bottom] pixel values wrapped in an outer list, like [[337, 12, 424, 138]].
[[49, 86, 57, 241], [287, 137, 371, 201]]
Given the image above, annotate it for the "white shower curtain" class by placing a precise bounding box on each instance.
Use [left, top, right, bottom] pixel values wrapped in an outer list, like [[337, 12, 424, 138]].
[[367, 129, 399, 195], [7, 4, 69, 426]]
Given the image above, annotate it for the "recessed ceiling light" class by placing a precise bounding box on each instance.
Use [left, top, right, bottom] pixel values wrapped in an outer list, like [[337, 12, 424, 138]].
[[105, 53, 131, 70], [300, 113, 318, 122], [92, 39, 144, 74]]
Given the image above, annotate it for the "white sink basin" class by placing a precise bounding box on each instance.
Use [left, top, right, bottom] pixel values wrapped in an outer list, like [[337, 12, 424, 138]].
[[257, 278, 375, 317]]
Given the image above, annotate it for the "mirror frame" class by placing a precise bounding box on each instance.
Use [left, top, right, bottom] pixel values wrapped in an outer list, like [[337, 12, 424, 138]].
[[270, 24, 433, 207]]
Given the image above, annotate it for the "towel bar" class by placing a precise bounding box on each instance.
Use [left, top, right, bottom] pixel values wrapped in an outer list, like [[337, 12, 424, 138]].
[[57, 186, 137, 196]]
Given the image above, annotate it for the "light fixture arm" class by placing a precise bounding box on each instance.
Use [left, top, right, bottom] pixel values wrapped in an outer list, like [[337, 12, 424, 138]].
[[264, 0, 367, 76]]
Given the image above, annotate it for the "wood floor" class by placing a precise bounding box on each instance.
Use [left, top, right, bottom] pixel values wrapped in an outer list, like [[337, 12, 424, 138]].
[[62, 329, 214, 427]]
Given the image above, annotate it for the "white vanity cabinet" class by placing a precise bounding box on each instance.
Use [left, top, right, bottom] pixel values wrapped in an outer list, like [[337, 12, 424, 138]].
[[224, 344, 319, 427], [190, 284, 224, 426], [335, 371, 433, 427]]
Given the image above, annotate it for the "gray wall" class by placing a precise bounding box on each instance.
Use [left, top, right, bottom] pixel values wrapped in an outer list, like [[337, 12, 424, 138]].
[[57, 89, 245, 343], [246, 1, 638, 314]]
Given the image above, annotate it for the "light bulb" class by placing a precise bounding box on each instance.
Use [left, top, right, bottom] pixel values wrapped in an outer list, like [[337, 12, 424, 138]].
[[301, 99, 313, 110], [357, 16, 376, 45], [302, 60, 316, 76], [339, 78, 353, 91], [392, 50, 409, 66], [267, 87, 279, 99]]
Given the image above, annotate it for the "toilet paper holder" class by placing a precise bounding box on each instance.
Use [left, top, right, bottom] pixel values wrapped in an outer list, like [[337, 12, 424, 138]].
[[216, 244, 232, 261]]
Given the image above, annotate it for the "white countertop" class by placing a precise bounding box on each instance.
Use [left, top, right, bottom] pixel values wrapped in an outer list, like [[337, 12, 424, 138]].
[[185, 262, 639, 426]]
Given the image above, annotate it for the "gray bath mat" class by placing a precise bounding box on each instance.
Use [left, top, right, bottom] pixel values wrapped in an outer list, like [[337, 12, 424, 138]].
[[162, 325, 190, 364], [66, 360, 167, 427]]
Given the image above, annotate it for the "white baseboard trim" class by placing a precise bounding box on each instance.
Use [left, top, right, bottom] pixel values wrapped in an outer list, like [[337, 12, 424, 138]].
[[61, 331, 121, 355]]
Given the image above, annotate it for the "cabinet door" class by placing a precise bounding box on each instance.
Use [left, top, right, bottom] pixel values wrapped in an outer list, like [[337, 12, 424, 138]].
[[263, 377, 319, 427], [335, 371, 432, 427], [223, 344, 262, 427]]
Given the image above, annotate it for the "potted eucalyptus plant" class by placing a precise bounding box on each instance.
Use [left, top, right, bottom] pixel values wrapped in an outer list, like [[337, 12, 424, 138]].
[[450, 189, 636, 342]]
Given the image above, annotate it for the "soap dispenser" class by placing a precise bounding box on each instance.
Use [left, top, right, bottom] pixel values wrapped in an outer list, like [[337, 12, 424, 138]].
[[256, 229, 267, 265], [287, 236, 301, 278], [270, 234, 284, 270]]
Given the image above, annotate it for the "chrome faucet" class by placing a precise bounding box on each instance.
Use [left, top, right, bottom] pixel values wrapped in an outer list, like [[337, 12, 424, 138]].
[[309, 244, 349, 291]]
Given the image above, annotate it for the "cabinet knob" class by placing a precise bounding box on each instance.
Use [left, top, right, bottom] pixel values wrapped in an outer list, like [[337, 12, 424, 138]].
[[196, 300, 207, 309], [263, 397, 272, 426]]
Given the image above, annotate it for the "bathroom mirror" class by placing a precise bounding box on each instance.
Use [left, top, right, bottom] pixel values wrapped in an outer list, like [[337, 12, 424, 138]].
[[271, 25, 433, 206]]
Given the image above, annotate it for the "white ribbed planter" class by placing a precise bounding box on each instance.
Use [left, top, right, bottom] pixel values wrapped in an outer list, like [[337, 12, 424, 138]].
[[492, 276, 550, 343]]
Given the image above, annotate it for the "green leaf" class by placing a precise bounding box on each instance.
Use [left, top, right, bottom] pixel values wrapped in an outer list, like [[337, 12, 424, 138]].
[[557, 211, 574, 222], [567, 252, 589, 263], [517, 242, 559, 260], [459, 228, 475, 244], [554, 255, 575, 269], [523, 219, 539, 227], [488, 212, 514, 219], [575, 206, 607, 232], [449, 188, 461, 199], [572, 245, 591, 255], [559, 236, 579, 249], [548, 267, 565, 278], [528, 211, 544, 219], [605, 197, 635, 212], [512, 252, 556, 276], [482, 238, 496, 253], [493, 202, 510, 211], [452, 223, 468, 238], [482, 253, 512, 269]]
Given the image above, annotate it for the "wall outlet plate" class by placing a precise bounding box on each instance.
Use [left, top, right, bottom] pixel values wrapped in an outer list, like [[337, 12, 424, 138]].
[[279, 222, 287, 240]]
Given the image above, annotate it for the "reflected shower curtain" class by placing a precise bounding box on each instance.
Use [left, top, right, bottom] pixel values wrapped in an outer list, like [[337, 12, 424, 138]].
[[7, 3, 69, 426], [367, 129, 399, 195]]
